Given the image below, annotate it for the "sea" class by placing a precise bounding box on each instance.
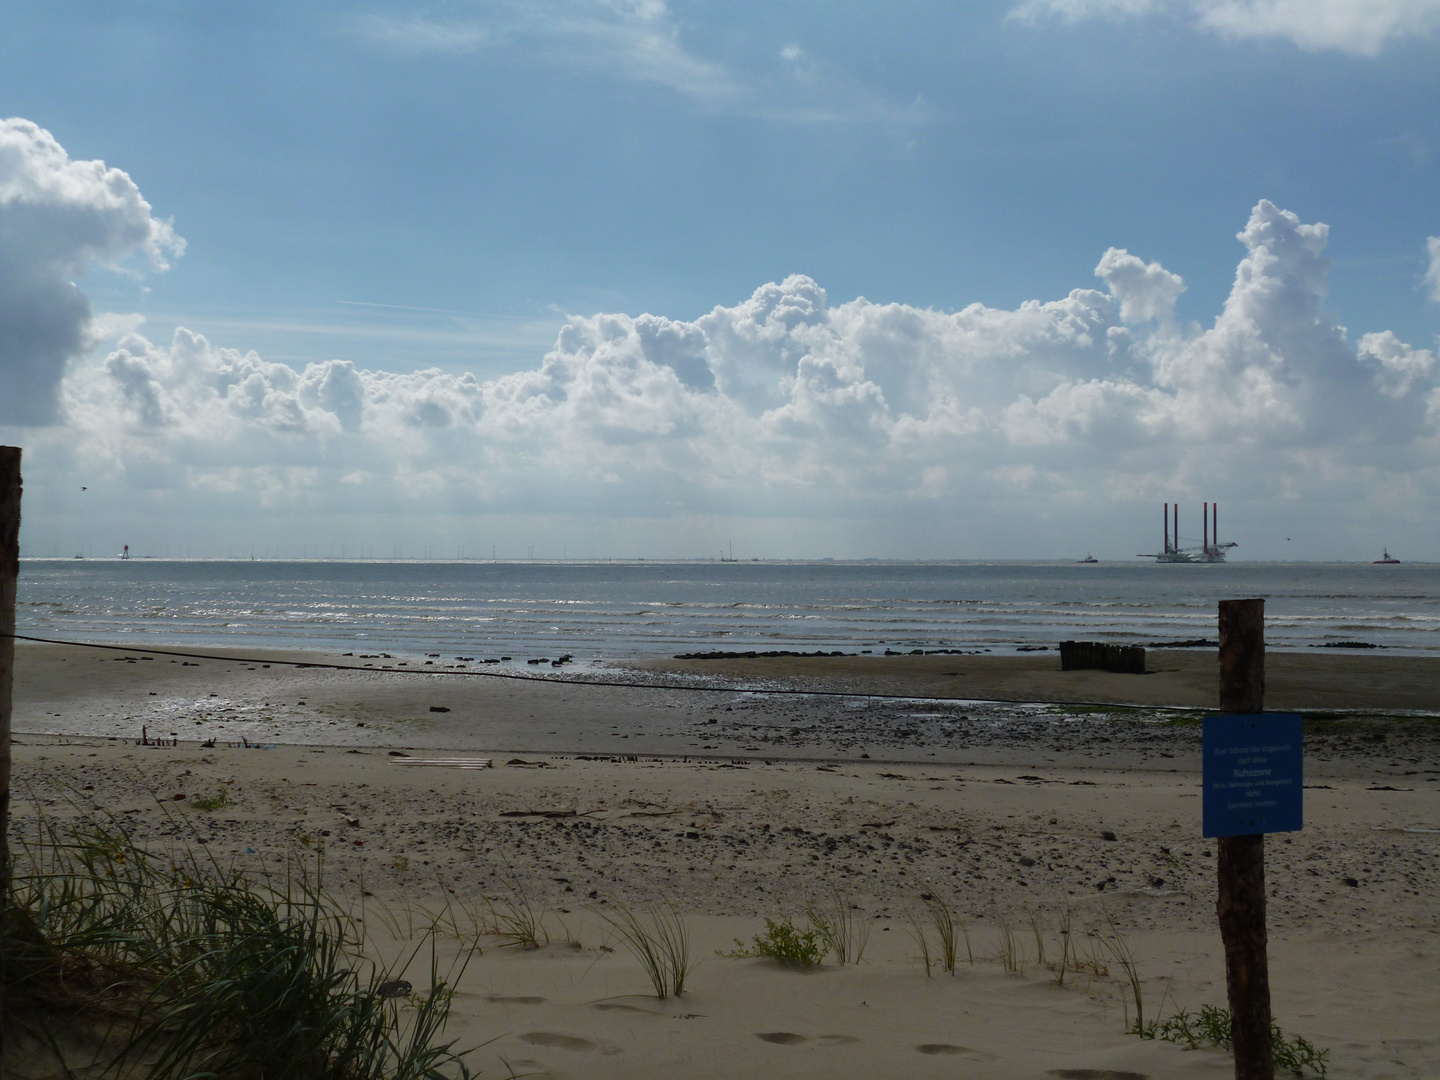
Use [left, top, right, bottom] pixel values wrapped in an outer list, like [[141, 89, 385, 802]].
[[14, 558, 1440, 661]]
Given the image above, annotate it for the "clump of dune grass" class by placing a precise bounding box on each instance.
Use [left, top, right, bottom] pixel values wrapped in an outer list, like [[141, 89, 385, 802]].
[[804, 886, 869, 965], [1048, 908, 1112, 986], [1028, 911, 1048, 968], [911, 890, 967, 975], [1137, 1004, 1329, 1077], [478, 881, 549, 949], [2, 805, 474, 1080], [934, 893, 971, 972], [903, 908, 936, 977], [597, 898, 694, 998], [995, 912, 1024, 975], [1098, 910, 1145, 1031]]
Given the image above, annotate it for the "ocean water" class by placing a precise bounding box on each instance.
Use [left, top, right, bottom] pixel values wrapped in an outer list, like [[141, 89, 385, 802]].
[[15, 559, 1440, 659]]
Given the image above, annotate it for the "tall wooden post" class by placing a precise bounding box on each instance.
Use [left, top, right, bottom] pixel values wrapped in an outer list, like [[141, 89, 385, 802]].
[[1217, 598, 1273, 1080], [0, 446, 19, 1048]]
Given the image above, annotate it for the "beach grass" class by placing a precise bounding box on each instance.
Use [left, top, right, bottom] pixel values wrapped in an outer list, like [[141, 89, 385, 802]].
[[921, 890, 967, 974], [2, 804, 474, 1079], [996, 912, 1023, 975], [1100, 910, 1147, 1031], [478, 881, 549, 949], [804, 886, 869, 965], [597, 898, 694, 998], [904, 907, 935, 977]]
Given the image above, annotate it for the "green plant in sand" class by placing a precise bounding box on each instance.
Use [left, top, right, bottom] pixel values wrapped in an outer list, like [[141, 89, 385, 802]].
[[188, 789, 231, 812], [2, 806, 474, 1080], [724, 918, 827, 967], [1137, 1004, 1329, 1077]]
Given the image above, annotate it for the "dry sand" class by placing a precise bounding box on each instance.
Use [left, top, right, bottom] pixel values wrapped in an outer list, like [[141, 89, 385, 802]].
[[8, 641, 1440, 1079]]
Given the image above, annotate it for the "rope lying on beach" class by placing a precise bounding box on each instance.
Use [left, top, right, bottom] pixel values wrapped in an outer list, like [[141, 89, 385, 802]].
[[6, 630, 1198, 711]]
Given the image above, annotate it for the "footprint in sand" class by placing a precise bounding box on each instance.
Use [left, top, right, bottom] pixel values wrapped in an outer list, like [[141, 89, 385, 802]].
[[916, 1043, 998, 1061], [755, 1032, 808, 1045], [1047, 1071, 1149, 1080], [520, 1032, 620, 1055], [487, 995, 548, 1005]]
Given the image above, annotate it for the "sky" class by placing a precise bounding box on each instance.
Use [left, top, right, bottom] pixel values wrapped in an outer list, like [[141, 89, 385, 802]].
[[2, 0, 1440, 561]]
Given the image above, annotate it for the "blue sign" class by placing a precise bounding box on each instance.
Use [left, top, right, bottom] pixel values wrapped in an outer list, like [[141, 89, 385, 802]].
[[1203, 713, 1303, 838]]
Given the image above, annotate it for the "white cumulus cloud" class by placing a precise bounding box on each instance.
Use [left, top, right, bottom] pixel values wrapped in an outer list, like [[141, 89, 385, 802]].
[[0, 118, 182, 425], [1426, 235, 1440, 303], [1012, 0, 1440, 55]]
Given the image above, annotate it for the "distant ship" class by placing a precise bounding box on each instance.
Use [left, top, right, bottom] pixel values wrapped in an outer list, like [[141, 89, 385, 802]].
[[1078, 553, 1098, 563], [1373, 549, 1400, 564], [1141, 502, 1236, 563]]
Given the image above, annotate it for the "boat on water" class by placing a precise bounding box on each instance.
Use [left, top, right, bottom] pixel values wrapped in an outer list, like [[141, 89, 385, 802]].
[[1078, 553, 1098, 563], [1141, 502, 1236, 563], [1373, 549, 1400, 564]]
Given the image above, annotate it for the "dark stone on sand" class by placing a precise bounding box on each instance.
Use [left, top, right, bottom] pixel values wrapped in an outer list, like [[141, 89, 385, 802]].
[[1101, 830, 1118, 841], [1344, 876, 1359, 887]]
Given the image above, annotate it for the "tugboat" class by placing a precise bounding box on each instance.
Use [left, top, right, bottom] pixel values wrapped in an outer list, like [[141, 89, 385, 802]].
[[1373, 548, 1400, 564], [1078, 553, 1099, 563]]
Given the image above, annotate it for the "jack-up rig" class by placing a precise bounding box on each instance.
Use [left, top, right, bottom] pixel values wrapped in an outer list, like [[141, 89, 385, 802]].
[[1141, 502, 1236, 563]]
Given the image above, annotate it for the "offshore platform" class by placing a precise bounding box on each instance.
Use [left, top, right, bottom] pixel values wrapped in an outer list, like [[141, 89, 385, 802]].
[[1143, 502, 1236, 563]]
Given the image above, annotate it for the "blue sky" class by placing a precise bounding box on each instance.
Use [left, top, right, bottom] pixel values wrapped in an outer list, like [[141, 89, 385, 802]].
[[3, 1, 1440, 560]]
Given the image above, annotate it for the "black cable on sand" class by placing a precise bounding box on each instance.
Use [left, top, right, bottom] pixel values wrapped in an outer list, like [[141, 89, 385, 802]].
[[6, 631, 1199, 711]]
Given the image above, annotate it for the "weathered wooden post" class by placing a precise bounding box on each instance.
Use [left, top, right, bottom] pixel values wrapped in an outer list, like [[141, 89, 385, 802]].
[[0, 445, 19, 1045], [1216, 597, 1274, 1080]]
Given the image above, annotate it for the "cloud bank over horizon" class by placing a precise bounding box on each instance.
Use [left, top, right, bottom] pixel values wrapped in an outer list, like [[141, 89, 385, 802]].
[[3, 120, 1440, 558]]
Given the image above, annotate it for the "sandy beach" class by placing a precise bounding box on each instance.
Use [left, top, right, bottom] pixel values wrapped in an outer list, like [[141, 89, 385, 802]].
[[8, 641, 1440, 1078]]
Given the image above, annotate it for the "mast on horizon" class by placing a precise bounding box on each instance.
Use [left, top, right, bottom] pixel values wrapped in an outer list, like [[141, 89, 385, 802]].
[[1143, 502, 1236, 563]]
